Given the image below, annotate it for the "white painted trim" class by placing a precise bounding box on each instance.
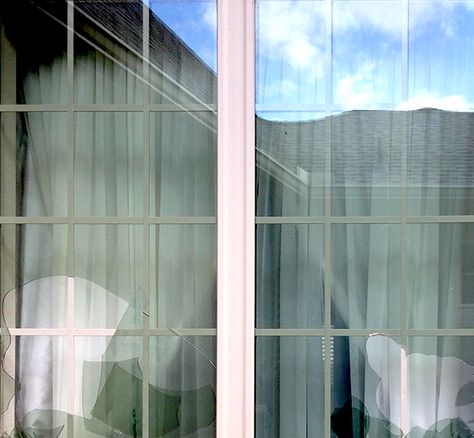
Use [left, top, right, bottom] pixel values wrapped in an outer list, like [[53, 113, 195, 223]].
[[217, 0, 255, 437]]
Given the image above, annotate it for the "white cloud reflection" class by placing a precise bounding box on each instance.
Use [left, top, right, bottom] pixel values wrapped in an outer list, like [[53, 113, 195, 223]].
[[256, 0, 474, 114]]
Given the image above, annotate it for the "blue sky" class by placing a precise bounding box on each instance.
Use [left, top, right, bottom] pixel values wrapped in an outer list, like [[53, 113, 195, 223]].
[[149, 0, 474, 120]]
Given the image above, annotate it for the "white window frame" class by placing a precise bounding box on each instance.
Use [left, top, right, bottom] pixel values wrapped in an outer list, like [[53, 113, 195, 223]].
[[217, 1, 255, 437]]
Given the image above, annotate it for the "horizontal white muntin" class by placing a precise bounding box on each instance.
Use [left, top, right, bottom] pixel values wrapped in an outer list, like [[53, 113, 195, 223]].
[[256, 215, 474, 224], [3, 328, 217, 336], [0, 104, 216, 112], [0, 216, 217, 224]]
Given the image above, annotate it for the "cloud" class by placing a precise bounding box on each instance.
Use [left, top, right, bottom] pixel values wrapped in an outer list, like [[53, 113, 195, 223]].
[[398, 92, 474, 112], [258, 1, 326, 74], [334, 61, 397, 109], [202, 2, 216, 32]]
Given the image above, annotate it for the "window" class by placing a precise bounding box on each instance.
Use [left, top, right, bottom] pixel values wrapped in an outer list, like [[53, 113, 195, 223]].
[[2, 1, 474, 437]]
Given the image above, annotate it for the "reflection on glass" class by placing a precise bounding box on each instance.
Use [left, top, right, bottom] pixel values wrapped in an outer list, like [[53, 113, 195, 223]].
[[331, 111, 402, 216], [407, 337, 474, 436], [408, 223, 474, 329], [331, 224, 400, 329], [0, 224, 68, 328], [333, 1, 402, 110], [332, 336, 402, 438], [150, 225, 216, 329], [256, 114, 326, 217], [74, 225, 143, 329], [150, 112, 216, 217], [408, 2, 474, 110], [256, 224, 324, 329], [75, 112, 144, 217], [256, 0, 327, 106], [0, 113, 68, 217], [149, 336, 216, 437], [407, 110, 474, 216], [0, 0, 68, 104], [74, 337, 143, 437], [74, 1, 144, 104], [256, 336, 324, 438], [13, 337, 68, 437], [149, 1, 217, 105]]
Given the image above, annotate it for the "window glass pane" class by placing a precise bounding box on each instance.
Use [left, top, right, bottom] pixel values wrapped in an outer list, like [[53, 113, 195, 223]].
[[408, 223, 474, 329], [256, 112, 326, 217], [149, 0, 216, 105], [408, 1, 474, 109], [150, 225, 216, 329], [74, 225, 144, 329], [74, 336, 143, 437], [14, 337, 68, 436], [331, 111, 402, 217], [332, 336, 402, 437], [256, 0, 327, 107], [331, 224, 400, 329], [149, 336, 216, 437], [0, 112, 68, 217], [333, 1, 403, 110], [407, 110, 474, 216], [407, 337, 474, 436], [0, 224, 68, 328], [74, 0, 144, 105], [256, 336, 325, 438], [0, 0, 68, 104], [74, 112, 144, 217], [256, 224, 324, 329], [150, 111, 216, 217]]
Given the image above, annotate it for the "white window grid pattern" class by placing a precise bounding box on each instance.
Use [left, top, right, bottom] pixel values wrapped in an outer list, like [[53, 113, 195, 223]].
[[1, 1, 474, 438]]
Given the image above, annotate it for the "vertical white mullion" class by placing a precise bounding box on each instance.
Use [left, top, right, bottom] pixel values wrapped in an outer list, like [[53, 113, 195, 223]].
[[217, 0, 255, 437]]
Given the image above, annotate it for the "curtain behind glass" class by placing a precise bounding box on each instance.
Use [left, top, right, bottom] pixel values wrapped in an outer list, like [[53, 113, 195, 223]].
[[1, 1, 216, 436], [256, 110, 474, 437]]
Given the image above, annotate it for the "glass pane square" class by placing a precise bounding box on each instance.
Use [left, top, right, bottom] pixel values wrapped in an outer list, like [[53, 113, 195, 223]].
[[74, 336, 143, 437], [256, 224, 324, 329], [149, 336, 216, 437], [332, 336, 402, 437], [75, 112, 144, 217], [331, 224, 400, 329], [0, 224, 68, 329], [150, 111, 216, 217], [0, 0, 68, 104], [74, 225, 144, 329], [74, 0, 144, 104], [256, 0, 327, 106], [149, 0, 217, 105], [331, 111, 402, 216], [408, 223, 474, 329], [407, 337, 474, 436], [0, 113, 68, 217], [150, 225, 216, 329], [333, 1, 403, 110], [256, 336, 324, 438]]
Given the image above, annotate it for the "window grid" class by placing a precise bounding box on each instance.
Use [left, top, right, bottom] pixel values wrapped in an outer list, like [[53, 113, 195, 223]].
[[0, 1, 217, 437], [255, 0, 474, 437], [3, 0, 474, 437]]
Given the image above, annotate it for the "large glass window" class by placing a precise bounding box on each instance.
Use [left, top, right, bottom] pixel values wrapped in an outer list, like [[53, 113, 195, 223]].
[[0, 1, 216, 437], [256, 0, 474, 437]]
